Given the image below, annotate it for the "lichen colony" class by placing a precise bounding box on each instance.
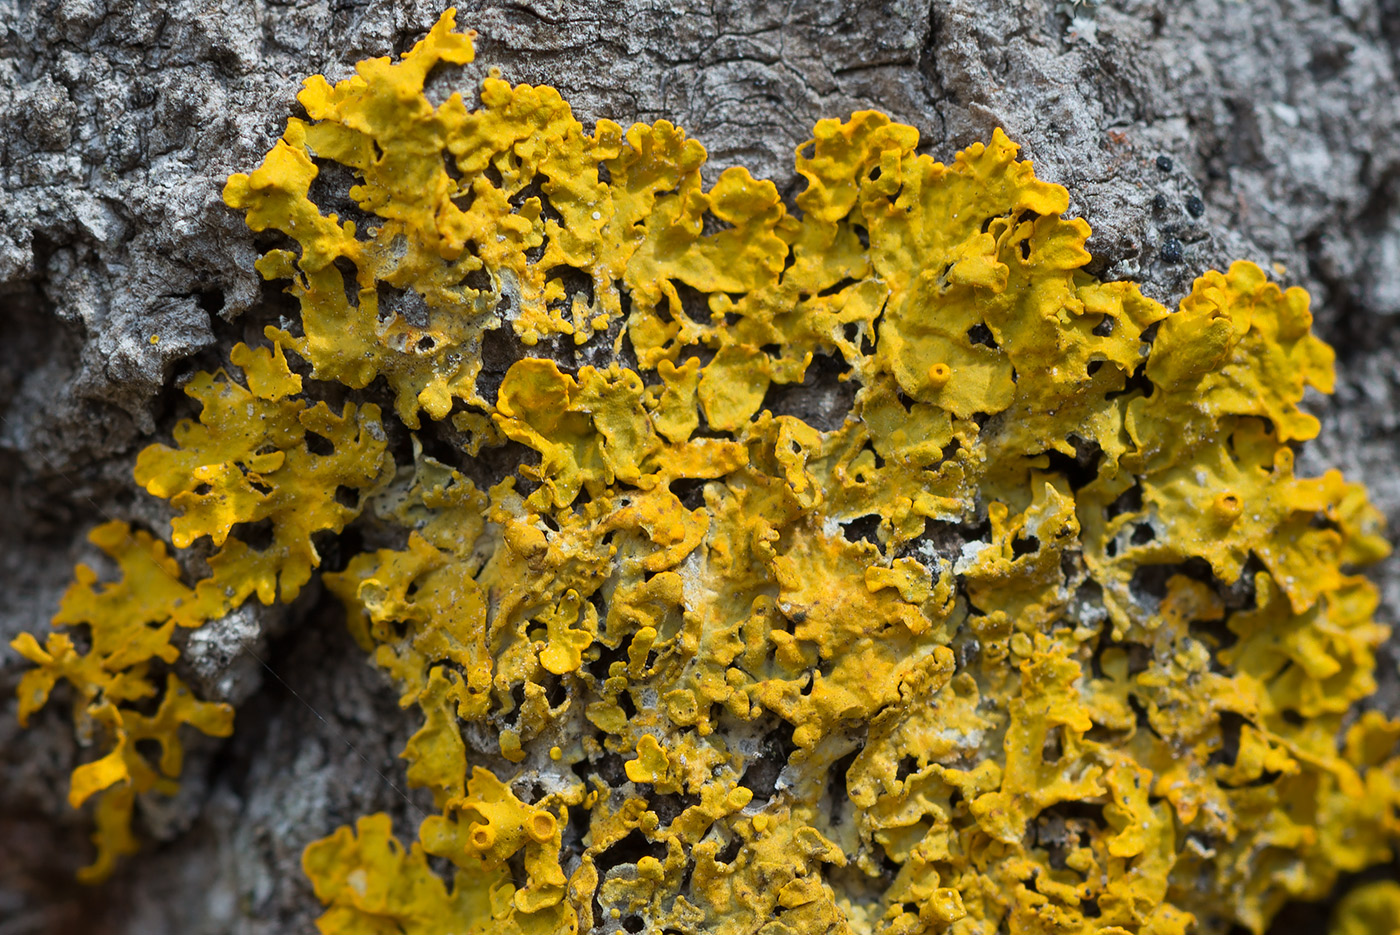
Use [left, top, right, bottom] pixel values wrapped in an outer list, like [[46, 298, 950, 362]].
[[13, 10, 1400, 934]]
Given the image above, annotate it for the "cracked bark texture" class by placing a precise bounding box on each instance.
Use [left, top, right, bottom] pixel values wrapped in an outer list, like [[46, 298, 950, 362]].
[[1, 1, 1398, 932]]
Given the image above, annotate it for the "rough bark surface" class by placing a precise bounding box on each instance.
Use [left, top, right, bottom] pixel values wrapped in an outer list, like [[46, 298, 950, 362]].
[[1, 1, 1398, 932]]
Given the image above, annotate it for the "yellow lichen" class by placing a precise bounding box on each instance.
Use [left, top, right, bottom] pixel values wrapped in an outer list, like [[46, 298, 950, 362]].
[[1330, 880, 1400, 935], [11, 521, 235, 881], [10, 341, 390, 881], [12, 8, 1400, 933], [134, 339, 392, 609]]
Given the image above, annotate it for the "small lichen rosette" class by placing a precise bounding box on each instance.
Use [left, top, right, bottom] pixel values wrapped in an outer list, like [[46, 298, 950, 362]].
[[12, 8, 1400, 934]]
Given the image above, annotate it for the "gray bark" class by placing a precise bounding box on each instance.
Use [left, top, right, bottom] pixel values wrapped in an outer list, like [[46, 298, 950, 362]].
[[1, 1, 1398, 931]]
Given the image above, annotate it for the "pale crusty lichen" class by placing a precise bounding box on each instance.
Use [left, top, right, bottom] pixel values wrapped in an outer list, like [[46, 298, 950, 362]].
[[11, 8, 1400, 933]]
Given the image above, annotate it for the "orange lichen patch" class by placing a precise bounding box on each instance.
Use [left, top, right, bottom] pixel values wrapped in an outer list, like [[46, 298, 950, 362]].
[[14, 7, 1400, 932], [406, 767, 574, 925], [14, 523, 194, 722]]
